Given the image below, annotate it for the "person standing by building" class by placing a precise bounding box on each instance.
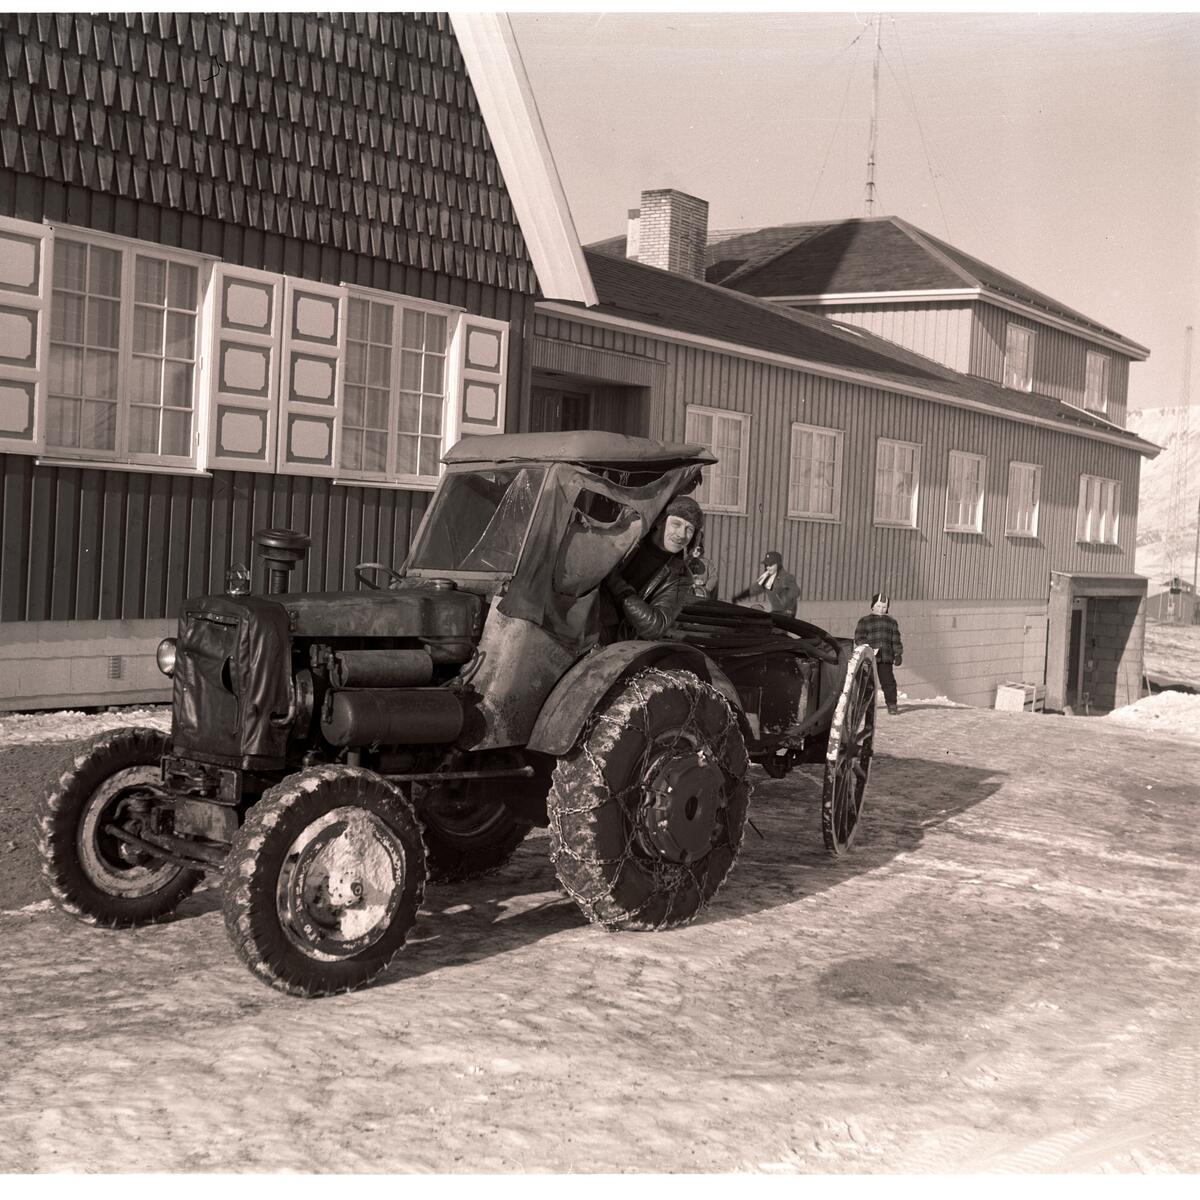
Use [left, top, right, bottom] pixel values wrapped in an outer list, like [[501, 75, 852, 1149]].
[[732, 550, 799, 616], [854, 592, 904, 714]]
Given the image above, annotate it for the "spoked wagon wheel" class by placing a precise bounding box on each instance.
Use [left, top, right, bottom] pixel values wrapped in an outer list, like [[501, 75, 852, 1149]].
[[221, 766, 426, 997], [36, 727, 202, 926], [420, 776, 535, 883], [549, 668, 750, 931], [822, 643, 878, 856]]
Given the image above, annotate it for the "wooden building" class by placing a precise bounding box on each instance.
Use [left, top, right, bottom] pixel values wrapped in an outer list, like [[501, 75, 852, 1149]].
[[0, 12, 593, 710], [554, 194, 1159, 710]]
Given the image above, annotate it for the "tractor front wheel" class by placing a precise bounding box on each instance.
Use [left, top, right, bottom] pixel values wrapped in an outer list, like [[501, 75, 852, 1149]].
[[35, 727, 202, 927], [221, 766, 426, 997], [549, 668, 750, 931]]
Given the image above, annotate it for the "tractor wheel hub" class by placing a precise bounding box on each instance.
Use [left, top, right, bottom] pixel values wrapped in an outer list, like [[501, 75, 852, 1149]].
[[641, 751, 725, 863]]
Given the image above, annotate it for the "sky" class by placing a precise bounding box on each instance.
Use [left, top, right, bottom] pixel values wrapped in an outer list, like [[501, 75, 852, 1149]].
[[508, 10, 1200, 413]]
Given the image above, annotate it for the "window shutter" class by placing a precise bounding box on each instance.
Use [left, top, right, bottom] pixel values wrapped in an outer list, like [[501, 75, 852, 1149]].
[[205, 264, 282, 473], [451, 315, 508, 441], [277, 279, 343, 477], [0, 216, 50, 454]]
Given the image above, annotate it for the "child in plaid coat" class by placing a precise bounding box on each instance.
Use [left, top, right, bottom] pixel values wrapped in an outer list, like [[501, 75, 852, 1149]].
[[854, 592, 904, 714]]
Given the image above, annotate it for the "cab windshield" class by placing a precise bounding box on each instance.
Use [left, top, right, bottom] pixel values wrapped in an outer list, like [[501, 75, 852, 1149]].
[[407, 466, 546, 575]]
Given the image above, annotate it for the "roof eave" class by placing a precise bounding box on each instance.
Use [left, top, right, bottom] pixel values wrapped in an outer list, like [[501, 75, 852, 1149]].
[[536, 300, 1160, 459], [450, 13, 597, 307], [763, 286, 1148, 360]]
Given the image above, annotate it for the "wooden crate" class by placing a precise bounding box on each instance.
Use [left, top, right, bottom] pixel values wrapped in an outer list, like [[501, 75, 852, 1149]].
[[994, 682, 1046, 712]]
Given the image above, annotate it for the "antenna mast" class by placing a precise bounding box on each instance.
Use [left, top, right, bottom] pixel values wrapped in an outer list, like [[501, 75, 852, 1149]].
[[865, 14, 882, 217], [1166, 325, 1192, 611]]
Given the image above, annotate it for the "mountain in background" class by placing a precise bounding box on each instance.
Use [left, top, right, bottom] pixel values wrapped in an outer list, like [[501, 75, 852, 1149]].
[[1128, 407, 1200, 592]]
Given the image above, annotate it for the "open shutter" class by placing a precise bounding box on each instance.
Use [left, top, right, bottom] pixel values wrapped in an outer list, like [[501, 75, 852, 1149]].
[[0, 216, 50, 454], [205, 264, 281, 473], [451, 315, 509, 442], [278, 279, 343, 477]]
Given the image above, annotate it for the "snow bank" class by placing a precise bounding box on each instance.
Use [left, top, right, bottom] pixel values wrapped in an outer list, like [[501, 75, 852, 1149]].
[[1105, 691, 1200, 744], [0, 706, 171, 750]]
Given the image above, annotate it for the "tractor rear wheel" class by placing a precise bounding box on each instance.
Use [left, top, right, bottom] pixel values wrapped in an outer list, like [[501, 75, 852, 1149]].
[[549, 668, 750, 931], [221, 766, 426, 997]]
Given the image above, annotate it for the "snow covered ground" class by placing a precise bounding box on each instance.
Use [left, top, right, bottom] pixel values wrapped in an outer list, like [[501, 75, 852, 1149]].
[[1106, 690, 1200, 744], [0, 705, 170, 750], [1144, 619, 1200, 687]]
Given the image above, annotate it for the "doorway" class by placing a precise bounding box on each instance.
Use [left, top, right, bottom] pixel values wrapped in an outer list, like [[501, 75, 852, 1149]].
[[531, 386, 592, 432], [1065, 603, 1085, 710]]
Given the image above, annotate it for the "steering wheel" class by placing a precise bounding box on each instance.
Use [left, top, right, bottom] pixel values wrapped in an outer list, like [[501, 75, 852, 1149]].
[[354, 561, 405, 590]]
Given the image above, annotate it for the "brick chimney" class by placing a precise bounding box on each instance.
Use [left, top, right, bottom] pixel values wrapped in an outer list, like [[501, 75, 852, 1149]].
[[626, 188, 708, 281]]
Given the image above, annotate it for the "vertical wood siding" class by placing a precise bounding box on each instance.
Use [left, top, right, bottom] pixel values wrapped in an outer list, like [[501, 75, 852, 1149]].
[[540, 316, 1143, 609], [0, 169, 532, 626], [0, 455, 431, 623], [794, 301, 973, 373], [970, 300, 1133, 425]]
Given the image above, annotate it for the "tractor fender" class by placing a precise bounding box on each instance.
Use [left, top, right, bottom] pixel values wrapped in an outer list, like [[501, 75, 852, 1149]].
[[527, 639, 746, 757]]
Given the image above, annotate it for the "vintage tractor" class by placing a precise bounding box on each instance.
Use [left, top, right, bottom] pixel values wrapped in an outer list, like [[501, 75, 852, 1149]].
[[36, 432, 878, 997]]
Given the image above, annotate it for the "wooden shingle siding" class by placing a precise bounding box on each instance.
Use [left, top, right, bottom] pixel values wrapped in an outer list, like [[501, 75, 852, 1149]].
[[0, 12, 532, 293], [793, 300, 973, 374], [542, 316, 1141, 610], [0, 454, 431, 623]]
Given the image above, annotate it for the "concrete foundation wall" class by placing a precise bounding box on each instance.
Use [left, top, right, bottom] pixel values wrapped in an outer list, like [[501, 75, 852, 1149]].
[[0, 619, 173, 712], [794, 598, 1049, 709]]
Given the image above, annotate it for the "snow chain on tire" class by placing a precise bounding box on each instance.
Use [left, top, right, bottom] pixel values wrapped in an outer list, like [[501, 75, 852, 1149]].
[[548, 668, 751, 931]]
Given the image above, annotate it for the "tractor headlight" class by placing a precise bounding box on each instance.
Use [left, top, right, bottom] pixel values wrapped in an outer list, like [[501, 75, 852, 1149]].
[[156, 637, 177, 677]]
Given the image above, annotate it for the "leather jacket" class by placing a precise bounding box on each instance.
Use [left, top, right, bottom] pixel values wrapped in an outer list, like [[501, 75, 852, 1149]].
[[601, 554, 693, 641]]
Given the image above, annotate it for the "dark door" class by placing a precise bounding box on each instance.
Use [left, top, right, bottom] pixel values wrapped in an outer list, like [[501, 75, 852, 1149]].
[[1066, 606, 1084, 709], [530, 386, 592, 433]]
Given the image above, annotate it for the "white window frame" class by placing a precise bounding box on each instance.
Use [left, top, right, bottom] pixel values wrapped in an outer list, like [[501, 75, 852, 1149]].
[[333, 282, 463, 490], [873, 437, 921, 528], [1005, 460, 1041, 538], [787, 421, 843, 521], [945, 449, 986, 533], [685, 404, 750, 515], [1003, 322, 1034, 392], [1084, 350, 1110, 414], [1, 217, 508, 486], [1077, 474, 1121, 545], [40, 222, 213, 469]]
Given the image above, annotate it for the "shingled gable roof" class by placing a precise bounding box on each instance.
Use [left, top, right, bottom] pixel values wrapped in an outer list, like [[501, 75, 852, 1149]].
[[712, 216, 1148, 356], [540, 249, 1158, 457], [589, 215, 1146, 356]]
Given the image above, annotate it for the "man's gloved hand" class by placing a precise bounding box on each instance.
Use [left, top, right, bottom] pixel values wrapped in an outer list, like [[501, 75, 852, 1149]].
[[894, 656, 903, 667], [603, 568, 636, 602]]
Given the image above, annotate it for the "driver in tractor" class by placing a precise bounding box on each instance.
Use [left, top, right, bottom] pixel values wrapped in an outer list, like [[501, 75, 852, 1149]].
[[598, 494, 704, 643]]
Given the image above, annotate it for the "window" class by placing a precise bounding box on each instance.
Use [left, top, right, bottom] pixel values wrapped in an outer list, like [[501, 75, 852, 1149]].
[[45, 234, 203, 463], [1084, 351, 1109, 413], [874, 438, 920, 527], [945, 450, 986, 532], [337, 296, 449, 483], [0, 216, 508, 483], [788, 422, 843, 520], [1005, 461, 1041, 537], [685, 405, 749, 513], [1004, 323, 1034, 391], [1077, 474, 1120, 544]]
